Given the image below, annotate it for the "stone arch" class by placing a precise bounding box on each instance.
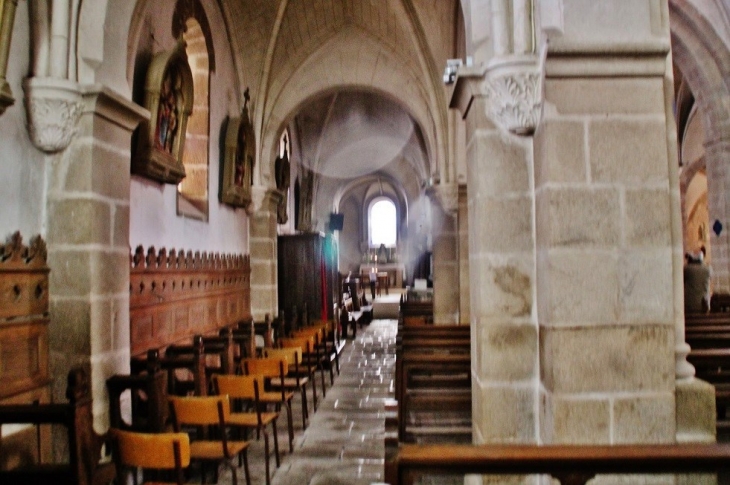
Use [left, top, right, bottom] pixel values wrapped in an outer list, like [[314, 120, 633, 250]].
[[259, 28, 441, 192], [670, 0, 730, 291], [172, 0, 216, 72]]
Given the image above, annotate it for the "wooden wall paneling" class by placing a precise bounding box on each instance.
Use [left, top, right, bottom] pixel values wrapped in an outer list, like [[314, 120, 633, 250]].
[[0, 232, 52, 469], [129, 246, 251, 356]]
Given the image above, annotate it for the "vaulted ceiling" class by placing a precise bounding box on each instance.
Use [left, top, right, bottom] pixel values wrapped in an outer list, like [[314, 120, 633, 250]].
[[219, 0, 461, 190]]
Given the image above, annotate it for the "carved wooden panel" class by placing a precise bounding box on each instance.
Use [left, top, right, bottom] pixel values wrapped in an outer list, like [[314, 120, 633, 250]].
[[129, 246, 251, 356], [0, 232, 51, 401]]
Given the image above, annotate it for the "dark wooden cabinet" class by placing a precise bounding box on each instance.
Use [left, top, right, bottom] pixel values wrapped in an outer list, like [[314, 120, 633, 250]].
[[278, 233, 338, 322]]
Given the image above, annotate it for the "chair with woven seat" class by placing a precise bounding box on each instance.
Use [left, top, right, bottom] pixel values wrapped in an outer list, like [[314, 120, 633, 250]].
[[169, 395, 251, 485], [110, 428, 190, 485], [243, 357, 295, 453], [264, 347, 310, 429], [214, 374, 280, 485]]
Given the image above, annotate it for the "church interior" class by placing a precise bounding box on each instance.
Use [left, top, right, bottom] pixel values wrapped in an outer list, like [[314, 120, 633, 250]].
[[2, 0, 730, 483]]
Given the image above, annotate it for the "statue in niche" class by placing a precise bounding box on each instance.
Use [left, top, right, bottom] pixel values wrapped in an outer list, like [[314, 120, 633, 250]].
[[221, 88, 255, 208], [274, 136, 291, 224], [132, 39, 193, 185]]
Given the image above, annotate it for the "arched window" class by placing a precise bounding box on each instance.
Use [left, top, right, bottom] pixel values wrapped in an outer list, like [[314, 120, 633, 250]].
[[369, 197, 397, 248], [177, 17, 210, 220]]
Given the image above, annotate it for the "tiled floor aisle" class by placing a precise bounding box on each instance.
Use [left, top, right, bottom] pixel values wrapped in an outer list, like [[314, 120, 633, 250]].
[[271, 319, 397, 485], [217, 319, 398, 485]]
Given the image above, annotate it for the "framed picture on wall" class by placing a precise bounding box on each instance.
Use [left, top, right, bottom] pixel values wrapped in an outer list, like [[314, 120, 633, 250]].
[[132, 39, 194, 185], [220, 89, 255, 209]]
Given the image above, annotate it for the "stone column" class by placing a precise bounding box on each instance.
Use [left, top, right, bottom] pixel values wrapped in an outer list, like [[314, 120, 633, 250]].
[[0, 0, 18, 114], [249, 186, 283, 320], [458, 185, 470, 325], [46, 85, 148, 429], [428, 183, 461, 325], [532, 0, 713, 448], [452, 67, 539, 446], [706, 139, 730, 293]]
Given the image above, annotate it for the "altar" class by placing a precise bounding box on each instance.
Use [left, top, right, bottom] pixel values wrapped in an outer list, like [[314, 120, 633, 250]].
[[359, 263, 406, 288]]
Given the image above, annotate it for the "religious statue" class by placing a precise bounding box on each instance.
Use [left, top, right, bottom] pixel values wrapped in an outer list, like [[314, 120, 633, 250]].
[[274, 136, 291, 224]]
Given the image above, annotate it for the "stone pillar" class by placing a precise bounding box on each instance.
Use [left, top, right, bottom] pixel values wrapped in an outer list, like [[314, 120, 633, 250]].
[[429, 183, 461, 325], [249, 186, 283, 320], [706, 139, 730, 293], [533, 0, 705, 448], [452, 68, 539, 446], [458, 185, 470, 325], [46, 85, 148, 430]]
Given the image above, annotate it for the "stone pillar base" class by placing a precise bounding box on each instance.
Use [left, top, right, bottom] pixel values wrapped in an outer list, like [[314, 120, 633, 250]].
[[676, 377, 716, 443]]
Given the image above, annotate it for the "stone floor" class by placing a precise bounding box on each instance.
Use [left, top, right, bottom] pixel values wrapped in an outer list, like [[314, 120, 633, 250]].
[[215, 318, 398, 485]]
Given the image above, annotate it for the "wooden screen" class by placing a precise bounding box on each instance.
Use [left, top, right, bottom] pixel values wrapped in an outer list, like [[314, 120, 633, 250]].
[[0, 232, 51, 401], [129, 245, 251, 356]]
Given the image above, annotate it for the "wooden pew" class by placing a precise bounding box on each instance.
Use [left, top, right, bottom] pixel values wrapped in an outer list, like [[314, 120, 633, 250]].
[[385, 443, 730, 485], [0, 367, 116, 485], [395, 324, 471, 443]]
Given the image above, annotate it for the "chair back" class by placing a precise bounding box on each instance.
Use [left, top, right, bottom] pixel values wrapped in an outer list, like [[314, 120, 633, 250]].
[[244, 357, 286, 379], [215, 374, 258, 401], [280, 336, 315, 353], [110, 428, 190, 483], [265, 348, 300, 366], [170, 395, 230, 426]]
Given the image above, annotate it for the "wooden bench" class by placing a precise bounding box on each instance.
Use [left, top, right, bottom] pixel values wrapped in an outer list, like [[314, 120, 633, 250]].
[[395, 325, 471, 443], [0, 367, 116, 485], [685, 311, 730, 423], [385, 443, 730, 485]]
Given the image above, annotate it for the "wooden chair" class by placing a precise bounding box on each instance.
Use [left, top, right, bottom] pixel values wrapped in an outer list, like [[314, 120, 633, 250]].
[[169, 395, 250, 485], [110, 428, 190, 485], [214, 375, 280, 485], [243, 357, 296, 453], [264, 347, 310, 429], [292, 325, 335, 386], [281, 335, 327, 400]]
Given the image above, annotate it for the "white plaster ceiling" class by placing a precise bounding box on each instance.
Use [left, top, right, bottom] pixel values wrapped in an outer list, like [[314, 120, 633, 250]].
[[293, 91, 428, 180]]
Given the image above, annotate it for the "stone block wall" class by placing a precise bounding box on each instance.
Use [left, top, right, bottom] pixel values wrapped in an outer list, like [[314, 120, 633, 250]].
[[534, 74, 676, 444]]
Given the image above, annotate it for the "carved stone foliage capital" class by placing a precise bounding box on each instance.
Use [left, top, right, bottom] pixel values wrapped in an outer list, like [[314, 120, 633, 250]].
[[426, 183, 460, 215], [23, 77, 84, 153], [484, 55, 544, 136]]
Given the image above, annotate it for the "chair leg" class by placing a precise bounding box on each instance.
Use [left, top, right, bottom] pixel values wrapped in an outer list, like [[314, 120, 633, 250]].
[[284, 400, 294, 453], [310, 369, 318, 412], [263, 427, 271, 485], [242, 449, 251, 485], [300, 385, 308, 429], [272, 419, 280, 467], [319, 364, 327, 398]]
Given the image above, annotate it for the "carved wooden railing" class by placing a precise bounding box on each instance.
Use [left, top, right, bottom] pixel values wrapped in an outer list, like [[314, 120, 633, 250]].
[[387, 443, 730, 485], [129, 245, 251, 356], [0, 231, 52, 467], [0, 232, 50, 400]]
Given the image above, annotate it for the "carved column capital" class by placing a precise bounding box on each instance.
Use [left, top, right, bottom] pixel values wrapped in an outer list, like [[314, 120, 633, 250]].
[[426, 183, 460, 215], [23, 77, 84, 153], [450, 55, 545, 136], [250, 185, 283, 216], [483, 55, 544, 136]]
